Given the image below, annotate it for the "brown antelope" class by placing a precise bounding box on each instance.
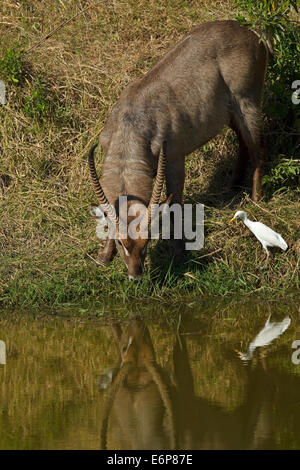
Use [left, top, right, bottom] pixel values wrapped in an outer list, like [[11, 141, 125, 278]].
[[89, 20, 271, 280]]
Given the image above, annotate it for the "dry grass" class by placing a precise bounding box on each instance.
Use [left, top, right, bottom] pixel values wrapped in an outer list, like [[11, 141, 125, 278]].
[[0, 0, 299, 306]]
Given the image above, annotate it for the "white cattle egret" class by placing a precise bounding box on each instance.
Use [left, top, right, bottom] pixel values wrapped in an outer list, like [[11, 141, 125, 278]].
[[235, 316, 291, 361], [229, 211, 288, 261], [0, 340, 6, 365]]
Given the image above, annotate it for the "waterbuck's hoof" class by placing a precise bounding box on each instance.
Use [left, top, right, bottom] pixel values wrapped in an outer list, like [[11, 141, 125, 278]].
[[128, 274, 143, 282], [259, 265, 269, 271], [96, 254, 112, 267]]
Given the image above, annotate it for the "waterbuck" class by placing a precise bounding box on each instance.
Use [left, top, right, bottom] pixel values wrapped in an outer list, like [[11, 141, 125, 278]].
[[89, 20, 271, 280], [100, 318, 281, 450]]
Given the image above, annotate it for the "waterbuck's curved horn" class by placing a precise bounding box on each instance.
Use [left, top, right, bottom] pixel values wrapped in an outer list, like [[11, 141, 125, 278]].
[[145, 361, 177, 449], [88, 143, 119, 225], [100, 361, 132, 450], [147, 141, 167, 226]]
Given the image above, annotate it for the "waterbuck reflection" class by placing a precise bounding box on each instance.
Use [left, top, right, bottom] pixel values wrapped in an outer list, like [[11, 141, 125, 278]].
[[100, 320, 176, 450], [99, 318, 300, 450]]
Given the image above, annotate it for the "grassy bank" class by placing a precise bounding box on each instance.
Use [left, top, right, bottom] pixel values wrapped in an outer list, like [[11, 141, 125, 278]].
[[0, 0, 299, 307]]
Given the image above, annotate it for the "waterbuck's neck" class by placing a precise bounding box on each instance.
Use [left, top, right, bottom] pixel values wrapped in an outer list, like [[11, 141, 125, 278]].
[[101, 151, 155, 208]]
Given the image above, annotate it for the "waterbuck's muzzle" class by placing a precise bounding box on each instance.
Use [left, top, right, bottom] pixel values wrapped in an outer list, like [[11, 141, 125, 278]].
[[128, 274, 143, 282], [127, 249, 146, 281], [125, 259, 144, 281]]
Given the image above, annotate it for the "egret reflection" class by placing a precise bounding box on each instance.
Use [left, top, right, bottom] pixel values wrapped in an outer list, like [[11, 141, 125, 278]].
[[235, 315, 291, 361]]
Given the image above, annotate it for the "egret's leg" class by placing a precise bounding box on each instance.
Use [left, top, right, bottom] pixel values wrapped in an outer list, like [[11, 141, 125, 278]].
[[260, 247, 270, 270], [264, 248, 270, 264]]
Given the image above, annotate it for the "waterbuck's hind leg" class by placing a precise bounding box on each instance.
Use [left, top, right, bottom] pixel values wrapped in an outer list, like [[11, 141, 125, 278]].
[[251, 138, 265, 202], [231, 99, 265, 202], [230, 122, 250, 188], [97, 238, 117, 266]]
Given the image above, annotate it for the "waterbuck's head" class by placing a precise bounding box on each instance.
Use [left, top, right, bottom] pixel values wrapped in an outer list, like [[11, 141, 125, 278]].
[[88, 143, 170, 280]]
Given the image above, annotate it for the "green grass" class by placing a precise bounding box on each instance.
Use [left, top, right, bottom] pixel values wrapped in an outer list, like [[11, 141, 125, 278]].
[[0, 0, 299, 307], [0, 187, 298, 307]]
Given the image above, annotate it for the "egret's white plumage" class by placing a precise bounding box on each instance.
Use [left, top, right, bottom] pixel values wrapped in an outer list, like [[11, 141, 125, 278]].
[[236, 316, 291, 361], [230, 211, 288, 259], [0, 340, 5, 365]]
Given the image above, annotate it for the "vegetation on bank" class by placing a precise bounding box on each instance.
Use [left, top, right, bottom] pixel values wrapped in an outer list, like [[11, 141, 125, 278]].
[[0, 0, 299, 307]]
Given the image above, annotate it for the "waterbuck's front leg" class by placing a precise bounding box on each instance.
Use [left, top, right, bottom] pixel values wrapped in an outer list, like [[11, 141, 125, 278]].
[[165, 157, 185, 262], [97, 237, 117, 266]]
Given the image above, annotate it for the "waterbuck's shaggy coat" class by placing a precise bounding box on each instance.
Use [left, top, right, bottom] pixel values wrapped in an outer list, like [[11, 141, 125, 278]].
[[89, 20, 271, 279]]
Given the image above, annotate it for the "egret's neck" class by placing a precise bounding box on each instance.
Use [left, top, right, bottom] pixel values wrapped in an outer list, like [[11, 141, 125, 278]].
[[242, 215, 252, 229], [248, 343, 256, 359]]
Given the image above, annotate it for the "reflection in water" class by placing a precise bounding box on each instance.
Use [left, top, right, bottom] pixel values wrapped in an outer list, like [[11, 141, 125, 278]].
[[0, 301, 299, 450], [101, 320, 176, 450], [102, 316, 299, 450], [235, 315, 291, 361], [0, 340, 5, 364]]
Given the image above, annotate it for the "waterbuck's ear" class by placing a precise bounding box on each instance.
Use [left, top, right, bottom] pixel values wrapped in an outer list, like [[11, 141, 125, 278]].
[[90, 204, 105, 219], [121, 336, 134, 359]]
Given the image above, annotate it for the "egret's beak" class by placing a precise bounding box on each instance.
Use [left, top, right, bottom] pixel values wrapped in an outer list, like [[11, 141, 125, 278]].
[[229, 217, 236, 224], [234, 348, 242, 357]]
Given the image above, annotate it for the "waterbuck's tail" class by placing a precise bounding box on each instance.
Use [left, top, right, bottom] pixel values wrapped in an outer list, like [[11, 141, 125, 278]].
[[251, 28, 274, 57]]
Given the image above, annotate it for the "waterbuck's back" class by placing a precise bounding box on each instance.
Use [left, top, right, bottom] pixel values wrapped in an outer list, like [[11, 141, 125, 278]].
[[100, 20, 268, 160]]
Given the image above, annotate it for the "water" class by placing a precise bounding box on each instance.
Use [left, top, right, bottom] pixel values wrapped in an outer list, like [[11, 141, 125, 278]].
[[0, 299, 299, 450]]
